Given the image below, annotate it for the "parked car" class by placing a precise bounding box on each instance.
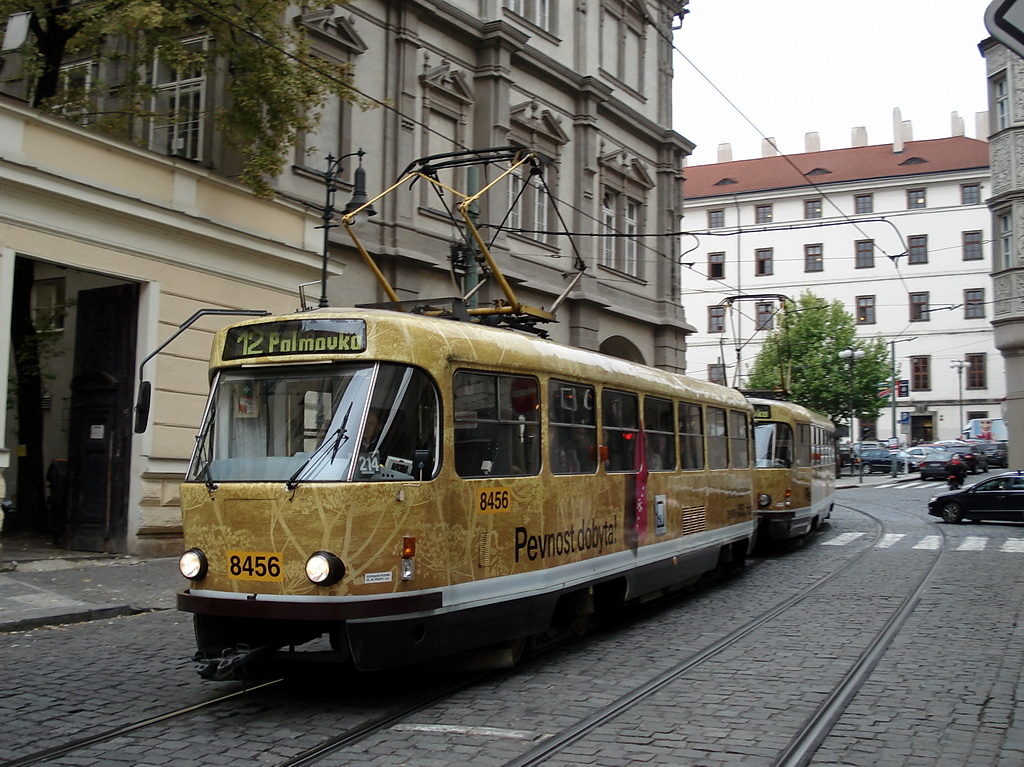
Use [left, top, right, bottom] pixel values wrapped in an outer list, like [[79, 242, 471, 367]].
[[900, 446, 949, 472], [969, 440, 1008, 469], [859, 448, 904, 473], [918, 448, 957, 480], [928, 471, 1024, 523]]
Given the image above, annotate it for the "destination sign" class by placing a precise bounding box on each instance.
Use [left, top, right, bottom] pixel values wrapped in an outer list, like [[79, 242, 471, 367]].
[[223, 318, 366, 360], [752, 404, 772, 420]]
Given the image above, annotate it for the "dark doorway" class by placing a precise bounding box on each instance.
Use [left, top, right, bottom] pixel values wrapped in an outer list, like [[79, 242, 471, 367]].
[[66, 284, 138, 552], [910, 414, 934, 446]]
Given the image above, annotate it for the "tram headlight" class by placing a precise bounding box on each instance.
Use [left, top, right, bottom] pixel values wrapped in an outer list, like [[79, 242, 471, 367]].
[[757, 492, 771, 509], [305, 551, 345, 586], [179, 548, 208, 580]]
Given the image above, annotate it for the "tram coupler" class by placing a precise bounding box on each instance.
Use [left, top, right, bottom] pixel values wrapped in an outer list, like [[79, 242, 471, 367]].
[[195, 643, 277, 681]]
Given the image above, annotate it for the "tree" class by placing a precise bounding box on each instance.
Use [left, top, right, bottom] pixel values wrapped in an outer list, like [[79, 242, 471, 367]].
[[2, 0, 363, 195], [745, 291, 892, 433]]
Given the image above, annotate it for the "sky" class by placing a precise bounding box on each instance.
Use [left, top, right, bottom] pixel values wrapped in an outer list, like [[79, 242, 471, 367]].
[[672, 0, 992, 166]]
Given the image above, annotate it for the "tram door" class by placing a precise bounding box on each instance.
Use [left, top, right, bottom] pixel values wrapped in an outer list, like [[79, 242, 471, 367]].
[[66, 284, 138, 552]]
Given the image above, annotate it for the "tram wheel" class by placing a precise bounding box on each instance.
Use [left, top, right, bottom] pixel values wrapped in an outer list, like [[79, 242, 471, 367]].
[[940, 501, 964, 524]]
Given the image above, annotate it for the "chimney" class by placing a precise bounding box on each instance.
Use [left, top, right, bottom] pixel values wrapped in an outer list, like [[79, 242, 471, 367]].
[[893, 108, 904, 153], [851, 127, 868, 147], [951, 111, 965, 137], [717, 143, 733, 162], [762, 137, 779, 157], [976, 111, 990, 141], [805, 132, 821, 153]]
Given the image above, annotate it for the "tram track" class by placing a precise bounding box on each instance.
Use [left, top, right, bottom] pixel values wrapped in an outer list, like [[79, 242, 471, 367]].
[[1, 679, 283, 767], [483, 501, 949, 767], [3, 502, 954, 767]]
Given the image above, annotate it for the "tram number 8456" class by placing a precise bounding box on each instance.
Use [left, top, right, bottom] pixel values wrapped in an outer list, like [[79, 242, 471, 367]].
[[478, 488, 512, 513], [227, 551, 283, 581]]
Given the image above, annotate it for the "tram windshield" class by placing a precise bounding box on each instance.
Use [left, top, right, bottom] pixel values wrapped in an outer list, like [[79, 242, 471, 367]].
[[754, 421, 794, 468], [187, 362, 440, 483]]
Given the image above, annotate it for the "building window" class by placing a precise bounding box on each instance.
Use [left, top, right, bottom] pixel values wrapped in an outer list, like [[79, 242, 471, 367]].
[[911, 356, 930, 391], [504, 0, 552, 31], [961, 184, 981, 205], [856, 296, 876, 325], [599, 2, 645, 92], [708, 252, 725, 280], [910, 292, 930, 322], [755, 248, 773, 276], [908, 235, 928, 264], [508, 167, 552, 244], [907, 189, 926, 209], [998, 212, 1013, 270], [755, 204, 773, 224], [804, 199, 822, 219], [855, 194, 873, 214], [855, 239, 875, 269], [804, 243, 823, 272], [599, 190, 642, 277], [708, 306, 725, 333], [964, 288, 985, 319], [149, 38, 208, 161], [966, 353, 987, 389], [708, 209, 725, 228], [708, 364, 726, 386], [996, 76, 1010, 131], [755, 302, 774, 330], [962, 230, 983, 261]]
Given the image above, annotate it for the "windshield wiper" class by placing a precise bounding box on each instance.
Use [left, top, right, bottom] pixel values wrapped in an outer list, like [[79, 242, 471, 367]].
[[286, 404, 352, 490]]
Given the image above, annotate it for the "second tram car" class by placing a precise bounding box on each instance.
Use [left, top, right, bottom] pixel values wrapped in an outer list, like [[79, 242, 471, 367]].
[[174, 308, 757, 677], [750, 397, 836, 544]]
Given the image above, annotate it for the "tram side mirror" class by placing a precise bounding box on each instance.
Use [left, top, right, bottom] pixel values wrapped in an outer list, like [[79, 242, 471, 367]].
[[134, 381, 152, 434], [413, 449, 433, 481]]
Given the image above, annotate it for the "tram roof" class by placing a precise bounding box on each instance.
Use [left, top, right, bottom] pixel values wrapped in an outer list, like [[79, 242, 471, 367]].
[[209, 307, 749, 409]]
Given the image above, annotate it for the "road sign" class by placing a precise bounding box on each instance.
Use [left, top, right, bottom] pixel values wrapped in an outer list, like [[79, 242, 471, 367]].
[[986, 0, 1024, 60]]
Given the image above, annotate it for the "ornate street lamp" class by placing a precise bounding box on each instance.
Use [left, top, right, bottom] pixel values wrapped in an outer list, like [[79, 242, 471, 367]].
[[317, 150, 376, 308], [949, 359, 970, 438]]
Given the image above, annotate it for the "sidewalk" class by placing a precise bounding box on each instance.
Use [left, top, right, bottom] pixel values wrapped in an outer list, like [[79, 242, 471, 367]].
[[0, 535, 179, 633]]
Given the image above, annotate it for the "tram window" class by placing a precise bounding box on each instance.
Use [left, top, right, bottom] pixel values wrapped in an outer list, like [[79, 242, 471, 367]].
[[357, 365, 440, 481], [729, 410, 750, 468], [453, 372, 539, 477], [190, 362, 442, 484], [678, 402, 705, 470], [706, 406, 728, 470], [549, 381, 597, 474], [796, 423, 811, 467], [755, 422, 793, 468], [602, 389, 639, 473], [644, 397, 675, 471]]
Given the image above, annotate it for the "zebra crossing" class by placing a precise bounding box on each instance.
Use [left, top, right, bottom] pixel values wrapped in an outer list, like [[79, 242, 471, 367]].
[[821, 531, 1024, 552]]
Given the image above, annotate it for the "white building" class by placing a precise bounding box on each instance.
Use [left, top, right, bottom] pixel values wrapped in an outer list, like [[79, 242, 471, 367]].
[[680, 120, 1001, 445]]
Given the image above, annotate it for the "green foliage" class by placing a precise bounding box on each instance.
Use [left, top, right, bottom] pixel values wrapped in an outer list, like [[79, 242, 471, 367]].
[[4, 0, 364, 195], [745, 291, 892, 428]]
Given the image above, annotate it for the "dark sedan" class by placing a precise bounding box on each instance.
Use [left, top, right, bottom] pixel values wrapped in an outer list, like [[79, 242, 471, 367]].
[[859, 448, 903, 473], [928, 472, 1024, 523], [918, 448, 958, 480], [971, 441, 1008, 469]]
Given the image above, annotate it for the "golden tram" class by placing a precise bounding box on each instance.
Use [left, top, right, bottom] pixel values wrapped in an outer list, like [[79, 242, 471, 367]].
[[750, 397, 836, 544], [173, 308, 757, 676]]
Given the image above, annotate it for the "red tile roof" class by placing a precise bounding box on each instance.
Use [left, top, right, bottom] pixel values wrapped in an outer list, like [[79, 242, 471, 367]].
[[683, 136, 989, 199]]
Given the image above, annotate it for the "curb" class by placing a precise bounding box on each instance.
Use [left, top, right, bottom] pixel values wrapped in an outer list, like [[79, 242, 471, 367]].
[[0, 604, 141, 633]]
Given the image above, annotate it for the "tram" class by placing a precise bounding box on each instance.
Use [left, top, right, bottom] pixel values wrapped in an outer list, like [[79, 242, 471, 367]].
[[750, 397, 836, 545], [171, 308, 757, 677]]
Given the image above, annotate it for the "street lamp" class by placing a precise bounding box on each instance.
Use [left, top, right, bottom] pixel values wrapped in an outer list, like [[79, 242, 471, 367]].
[[949, 359, 970, 438], [889, 336, 916, 477], [839, 347, 865, 482], [317, 149, 376, 308]]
